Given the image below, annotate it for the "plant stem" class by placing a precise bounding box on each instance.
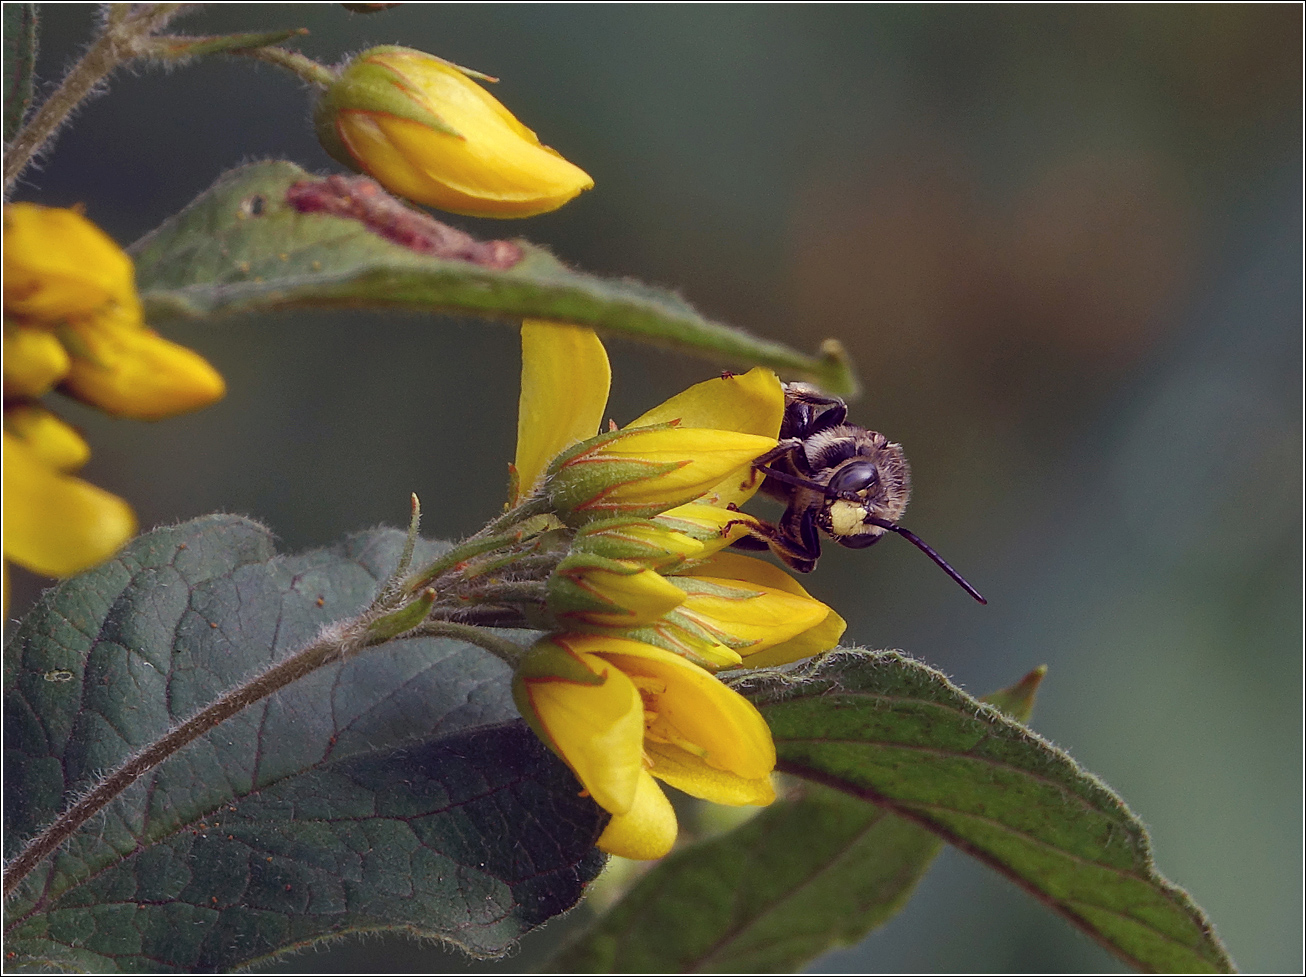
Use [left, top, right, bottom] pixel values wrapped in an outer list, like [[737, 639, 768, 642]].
[[0, 617, 519, 899], [4, 3, 183, 191], [233, 44, 337, 88]]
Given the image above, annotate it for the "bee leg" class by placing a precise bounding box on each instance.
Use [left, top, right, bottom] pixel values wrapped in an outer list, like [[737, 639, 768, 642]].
[[725, 506, 822, 573]]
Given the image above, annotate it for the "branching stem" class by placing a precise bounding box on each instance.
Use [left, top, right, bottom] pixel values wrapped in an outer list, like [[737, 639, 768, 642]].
[[4, 3, 184, 191]]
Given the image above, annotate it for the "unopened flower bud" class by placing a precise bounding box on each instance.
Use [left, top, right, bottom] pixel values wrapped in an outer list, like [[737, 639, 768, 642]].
[[3, 203, 139, 323], [61, 310, 226, 420], [315, 46, 593, 218], [546, 425, 778, 525], [4, 404, 90, 473], [547, 551, 686, 629], [3, 324, 71, 397], [571, 516, 706, 571], [3, 432, 136, 579]]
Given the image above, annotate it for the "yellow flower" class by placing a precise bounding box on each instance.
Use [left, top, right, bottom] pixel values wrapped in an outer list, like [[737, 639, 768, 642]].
[[513, 633, 776, 860], [316, 46, 594, 218], [3, 203, 226, 419], [3, 203, 226, 598], [3, 431, 136, 580], [3, 202, 139, 323], [511, 319, 783, 521]]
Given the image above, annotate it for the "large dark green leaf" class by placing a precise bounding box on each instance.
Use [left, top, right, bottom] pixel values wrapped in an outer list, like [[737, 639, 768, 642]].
[[128, 161, 858, 396], [3, 517, 605, 972], [547, 667, 1043, 973], [747, 651, 1233, 973], [549, 784, 941, 973], [2, 2, 37, 144]]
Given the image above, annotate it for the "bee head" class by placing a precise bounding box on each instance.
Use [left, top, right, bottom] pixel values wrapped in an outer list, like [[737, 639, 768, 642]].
[[819, 446, 910, 542]]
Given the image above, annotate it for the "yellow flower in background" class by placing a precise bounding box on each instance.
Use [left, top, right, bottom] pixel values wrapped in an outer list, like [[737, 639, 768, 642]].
[[3, 203, 226, 418], [513, 633, 776, 861], [3, 203, 225, 597], [3, 430, 136, 586], [316, 46, 594, 218]]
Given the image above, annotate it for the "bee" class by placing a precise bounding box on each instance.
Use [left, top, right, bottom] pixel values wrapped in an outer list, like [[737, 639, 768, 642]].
[[733, 382, 986, 603]]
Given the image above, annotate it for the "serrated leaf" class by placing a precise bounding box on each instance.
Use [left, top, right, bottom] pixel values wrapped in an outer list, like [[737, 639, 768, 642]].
[[740, 650, 1234, 974], [3, 3, 37, 144], [548, 666, 1045, 973], [128, 161, 858, 396], [3, 517, 605, 972]]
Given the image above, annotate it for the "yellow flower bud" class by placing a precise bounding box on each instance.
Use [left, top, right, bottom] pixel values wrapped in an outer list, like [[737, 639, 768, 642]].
[[61, 310, 226, 420], [4, 404, 90, 473], [546, 425, 779, 525], [3, 203, 139, 323], [316, 46, 593, 218], [571, 516, 706, 571], [3, 432, 136, 579], [3, 323, 71, 397], [547, 551, 686, 629]]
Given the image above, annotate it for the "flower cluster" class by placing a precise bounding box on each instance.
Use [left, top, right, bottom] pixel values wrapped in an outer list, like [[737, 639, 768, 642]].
[[3, 204, 225, 602], [506, 321, 845, 859]]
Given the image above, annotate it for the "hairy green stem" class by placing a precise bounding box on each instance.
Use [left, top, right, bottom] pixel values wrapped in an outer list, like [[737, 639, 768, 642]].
[[234, 44, 337, 88], [4, 3, 183, 191]]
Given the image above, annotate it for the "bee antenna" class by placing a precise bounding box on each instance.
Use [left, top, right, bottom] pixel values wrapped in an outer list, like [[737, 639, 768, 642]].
[[865, 516, 987, 605]]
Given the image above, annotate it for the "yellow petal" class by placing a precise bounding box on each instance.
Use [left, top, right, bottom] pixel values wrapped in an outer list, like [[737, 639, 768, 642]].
[[627, 367, 784, 437], [596, 770, 678, 860], [3, 324, 71, 397], [3, 432, 136, 578], [654, 503, 771, 557], [588, 428, 777, 508], [4, 404, 90, 473], [673, 577, 829, 652], [516, 647, 645, 815], [514, 320, 610, 503], [62, 316, 226, 420], [586, 637, 776, 781], [678, 551, 846, 666], [3, 203, 139, 322], [645, 742, 777, 807], [628, 369, 783, 510]]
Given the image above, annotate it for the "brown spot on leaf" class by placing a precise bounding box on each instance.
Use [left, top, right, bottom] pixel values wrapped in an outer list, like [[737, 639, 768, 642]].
[[286, 175, 524, 269]]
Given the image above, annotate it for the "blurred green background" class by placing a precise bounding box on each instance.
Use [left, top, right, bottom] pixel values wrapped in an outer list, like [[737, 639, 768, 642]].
[[8, 4, 1300, 973]]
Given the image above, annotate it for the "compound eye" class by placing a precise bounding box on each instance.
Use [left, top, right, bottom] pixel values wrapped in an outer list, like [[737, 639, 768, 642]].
[[827, 460, 878, 498]]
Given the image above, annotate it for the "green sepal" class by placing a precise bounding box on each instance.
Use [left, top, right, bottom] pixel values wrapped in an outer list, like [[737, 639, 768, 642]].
[[365, 587, 435, 640], [314, 47, 462, 171], [515, 636, 607, 685]]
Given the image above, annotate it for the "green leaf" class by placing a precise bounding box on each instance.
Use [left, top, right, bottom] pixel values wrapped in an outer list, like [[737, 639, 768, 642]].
[[129, 161, 859, 396], [547, 666, 1044, 973], [2, 3, 37, 144], [746, 650, 1234, 974], [549, 785, 941, 974], [3, 517, 605, 972]]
